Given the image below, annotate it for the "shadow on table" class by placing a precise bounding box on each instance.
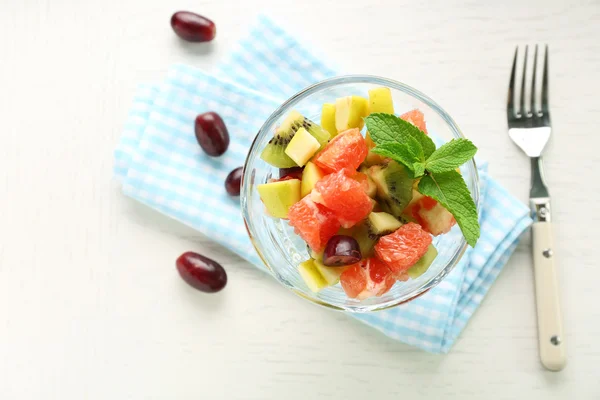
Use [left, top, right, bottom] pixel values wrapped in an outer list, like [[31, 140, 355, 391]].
[[173, 38, 215, 56]]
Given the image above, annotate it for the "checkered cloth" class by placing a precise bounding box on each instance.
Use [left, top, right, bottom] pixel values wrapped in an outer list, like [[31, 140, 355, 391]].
[[114, 15, 532, 353]]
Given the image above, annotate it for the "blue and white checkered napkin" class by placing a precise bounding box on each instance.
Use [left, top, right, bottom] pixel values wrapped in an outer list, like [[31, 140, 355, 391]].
[[114, 15, 532, 353]]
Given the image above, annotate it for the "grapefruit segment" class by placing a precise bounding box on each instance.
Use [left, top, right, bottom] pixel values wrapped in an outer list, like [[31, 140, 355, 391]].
[[365, 257, 396, 297], [339, 257, 395, 299], [314, 128, 368, 174], [402, 191, 456, 235], [352, 171, 377, 198], [312, 170, 373, 228], [340, 263, 366, 299], [400, 109, 428, 134], [375, 222, 432, 277], [287, 196, 341, 252], [418, 202, 456, 236]]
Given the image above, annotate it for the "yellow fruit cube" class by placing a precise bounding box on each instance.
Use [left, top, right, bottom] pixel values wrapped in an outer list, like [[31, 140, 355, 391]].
[[335, 96, 368, 132], [301, 162, 325, 198], [368, 87, 394, 114], [321, 103, 337, 137], [284, 127, 321, 167]]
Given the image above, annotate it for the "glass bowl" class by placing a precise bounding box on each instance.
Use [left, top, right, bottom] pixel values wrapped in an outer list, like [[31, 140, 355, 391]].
[[241, 75, 479, 313]]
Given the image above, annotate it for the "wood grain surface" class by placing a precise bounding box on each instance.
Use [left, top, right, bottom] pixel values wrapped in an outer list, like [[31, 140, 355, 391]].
[[1, 0, 599, 398]]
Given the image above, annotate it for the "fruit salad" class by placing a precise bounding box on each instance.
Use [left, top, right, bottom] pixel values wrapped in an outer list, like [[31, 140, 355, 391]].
[[257, 87, 479, 300]]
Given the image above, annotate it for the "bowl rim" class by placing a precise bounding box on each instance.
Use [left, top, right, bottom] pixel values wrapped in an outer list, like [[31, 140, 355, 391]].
[[241, 74, 479, 312]]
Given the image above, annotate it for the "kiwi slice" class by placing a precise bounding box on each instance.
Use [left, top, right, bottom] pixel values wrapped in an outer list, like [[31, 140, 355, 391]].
[[339, 222, 376, 258], [368, 161, 414, 218], [407, 245, 438, 279], [285, 111, 331, 147], [343, 215, 402, 256], [382, 198, 405, 218], [260, 134, 297, 168], [366, 212, 402, 238], [261, 111, 331, 168]]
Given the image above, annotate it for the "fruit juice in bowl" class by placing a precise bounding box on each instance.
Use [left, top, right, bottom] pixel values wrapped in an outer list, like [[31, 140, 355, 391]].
[[241, 75, 480, 312]]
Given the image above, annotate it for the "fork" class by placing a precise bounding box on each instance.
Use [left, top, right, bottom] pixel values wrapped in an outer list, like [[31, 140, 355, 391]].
[[507, 45, 566, 371]]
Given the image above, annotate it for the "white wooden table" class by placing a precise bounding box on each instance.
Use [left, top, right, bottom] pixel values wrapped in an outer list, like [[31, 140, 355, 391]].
[[1, 0, 599, 398]]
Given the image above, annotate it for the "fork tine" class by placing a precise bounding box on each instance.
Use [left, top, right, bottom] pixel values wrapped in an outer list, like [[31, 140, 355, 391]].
[[530, 45, 538, 115], [541, 45, 549, 114], [520, 45, 528, 117], [507, 46, 518, 118]]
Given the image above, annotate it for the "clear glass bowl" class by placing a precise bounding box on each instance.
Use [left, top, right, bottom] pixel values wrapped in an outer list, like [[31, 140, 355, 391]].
[[241, 75, 479, 313]]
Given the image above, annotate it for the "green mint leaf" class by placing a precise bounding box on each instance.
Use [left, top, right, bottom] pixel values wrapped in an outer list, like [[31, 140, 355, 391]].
[[370, 143, 426, 178], [405, 136, 423, 160], [418, 171, 480, 247], [371, 142, 420, 174], [411, 128, 436, 159], [365, 113, 435, 159], [364, 113, 403, 144], [412, 162, 425, 178], [425, 139, 478, 173]]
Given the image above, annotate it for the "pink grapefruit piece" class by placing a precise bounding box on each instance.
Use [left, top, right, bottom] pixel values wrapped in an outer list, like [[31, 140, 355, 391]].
[[340, 257, 396, 299], [312, 170, 373, 228], [375, 222, 432, 277], [314, 128, 368, 174], [287, 196, 340, 252], [400, 109, 428, 134]]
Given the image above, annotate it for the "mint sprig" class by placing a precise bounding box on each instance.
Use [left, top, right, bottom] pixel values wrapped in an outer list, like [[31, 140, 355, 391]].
[[370, 143, 424, 178], [364, 113, 480, 246], [365, 113, 434, 159], [425, 139, 477, 173], [418, 171, 480, 246]]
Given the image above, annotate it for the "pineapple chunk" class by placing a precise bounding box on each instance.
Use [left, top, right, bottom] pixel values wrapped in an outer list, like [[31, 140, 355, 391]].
[[298, 259, 328, 292], [257, 179, 301, 218], [368, 87, 394, 114], [284, 127, 320, 167], [321, 103, 337, 137], [301, 162, 325, 198], [335, 96, 368, 132]]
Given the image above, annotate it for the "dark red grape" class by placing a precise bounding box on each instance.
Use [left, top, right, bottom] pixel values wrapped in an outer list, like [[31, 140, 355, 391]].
[[323, 235, 362, 266], [194, 112, 229, 156], [171, 11, 216, 42], [176, 252, 227, 293], [225, 167, 243, 196], [279, 167, 303, 180]]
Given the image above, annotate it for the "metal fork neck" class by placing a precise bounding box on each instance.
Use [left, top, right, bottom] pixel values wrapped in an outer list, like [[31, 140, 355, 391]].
[[530, 157, 549, 198], [530, 156, 551, 222]]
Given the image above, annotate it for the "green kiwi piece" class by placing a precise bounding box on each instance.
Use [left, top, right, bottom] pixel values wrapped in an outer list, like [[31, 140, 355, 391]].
[[260, 134, 297, 168], [340, 215, 401, 258], [339, 213, 402, 257], [407, 245, 438, 278], [260, 111, 330, 168], [366, 212, 402, 238], [280, 110, 330, 147], [339, 223, 376, 258], [369, 161, 414, 218]]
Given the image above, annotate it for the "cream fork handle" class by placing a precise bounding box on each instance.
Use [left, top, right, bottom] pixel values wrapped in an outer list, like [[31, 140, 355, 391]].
[[532, 221, 566, 371]]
